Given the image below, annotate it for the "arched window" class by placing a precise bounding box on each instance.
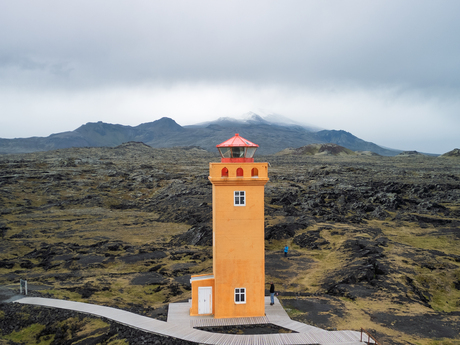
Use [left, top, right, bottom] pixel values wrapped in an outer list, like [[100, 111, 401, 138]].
[[251, 168, 258, 177], [221, 167, 228, 177], [236, 167, 243, 177]]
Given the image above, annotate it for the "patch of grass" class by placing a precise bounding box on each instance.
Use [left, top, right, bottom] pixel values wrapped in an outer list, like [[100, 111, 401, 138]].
[[291, 226, 353, 292], [42, 289, 83, 301], [427, 341, 459, 345], [278, 298, 303, 317], [3, 208, 188, 248], [105, 338, 129, 345], [3, 324, 48, 345], [378, 220, 457, 254], [75, 317, 110, 338], [400, 233, 457, 254], [87, 279, 168, 310], [284, 307, 303, 317], [413, 267, 460, 312]]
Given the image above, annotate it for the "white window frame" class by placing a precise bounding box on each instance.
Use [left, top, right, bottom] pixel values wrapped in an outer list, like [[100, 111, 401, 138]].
[[234, 287, 246, 304], [234, 191, 246, 206]]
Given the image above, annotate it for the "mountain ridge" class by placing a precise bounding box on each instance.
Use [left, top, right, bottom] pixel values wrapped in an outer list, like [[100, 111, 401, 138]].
[[0, 115, 402, 155]]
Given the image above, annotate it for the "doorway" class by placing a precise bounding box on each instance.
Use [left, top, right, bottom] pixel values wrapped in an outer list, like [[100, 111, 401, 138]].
[[198, 286, 212, 314]]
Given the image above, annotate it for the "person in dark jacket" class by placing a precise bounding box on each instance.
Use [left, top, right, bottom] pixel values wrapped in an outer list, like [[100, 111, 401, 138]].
[[269, 282, 275, 305]]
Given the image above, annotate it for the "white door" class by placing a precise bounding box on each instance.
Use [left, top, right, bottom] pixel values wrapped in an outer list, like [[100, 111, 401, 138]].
[[198, 286, 212, 314]]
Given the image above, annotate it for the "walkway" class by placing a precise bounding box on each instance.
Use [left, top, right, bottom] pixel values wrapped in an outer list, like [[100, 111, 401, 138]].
[[14, 296, 369, 344]]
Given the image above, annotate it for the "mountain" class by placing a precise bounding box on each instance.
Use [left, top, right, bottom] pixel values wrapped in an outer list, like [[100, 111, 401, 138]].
[[396, 150, 426, 157], [277, 143, 357, 156], [152, 114, 400, 155], [439, 148, 460, 158], [0, 114, 401, 156], [0, 118, 183, 155], [315, 130, 386, 153]]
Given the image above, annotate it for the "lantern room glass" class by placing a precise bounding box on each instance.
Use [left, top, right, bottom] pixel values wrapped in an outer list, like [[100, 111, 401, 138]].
[[231, 147, 245, 158], [245, 147, 257, 158], [218, 147, 231, 158], [218, 147, 258, 159]]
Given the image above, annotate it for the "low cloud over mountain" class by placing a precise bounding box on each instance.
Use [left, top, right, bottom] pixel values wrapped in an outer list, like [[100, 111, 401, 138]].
[[0, 114, 402, 155]]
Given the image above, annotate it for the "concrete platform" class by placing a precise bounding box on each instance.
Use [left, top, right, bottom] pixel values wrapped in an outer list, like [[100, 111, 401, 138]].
[[13, 296, 371, 344]]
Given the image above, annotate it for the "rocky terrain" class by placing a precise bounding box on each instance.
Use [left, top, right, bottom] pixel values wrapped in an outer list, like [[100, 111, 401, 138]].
[[1, 142, 459, 344]]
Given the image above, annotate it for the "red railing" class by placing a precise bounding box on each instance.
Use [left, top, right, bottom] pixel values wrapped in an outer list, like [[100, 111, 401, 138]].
[[360, 328, 382, 345]]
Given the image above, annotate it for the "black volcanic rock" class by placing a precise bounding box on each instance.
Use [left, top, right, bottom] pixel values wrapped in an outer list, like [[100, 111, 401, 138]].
[[397, 150, 425, 156], [265, 221, 309, 240], [278, 143, 356, 156], [293, 230, 330, 249], [170, 225, 212, 246]]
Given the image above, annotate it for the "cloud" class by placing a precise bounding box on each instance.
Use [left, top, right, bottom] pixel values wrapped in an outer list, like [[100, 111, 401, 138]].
[[1, 82, 458, 153], [2, 1, 459, 89], [0, 1, 459, 153]]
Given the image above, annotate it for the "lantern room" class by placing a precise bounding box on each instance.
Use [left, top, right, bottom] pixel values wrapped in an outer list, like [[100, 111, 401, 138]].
[[216, 133, 258, 163]]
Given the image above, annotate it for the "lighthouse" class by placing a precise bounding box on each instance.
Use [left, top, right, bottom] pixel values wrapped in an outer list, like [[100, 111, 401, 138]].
[[190, 134, 269, 318]]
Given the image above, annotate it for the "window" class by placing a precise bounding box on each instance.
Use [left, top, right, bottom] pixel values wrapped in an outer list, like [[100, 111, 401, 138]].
[[234, 191, 245, 206], [235, 288, 246, 304], [236, 167, 243, 177], [251, 167, 258, 177], [221, 167, 228, 177]]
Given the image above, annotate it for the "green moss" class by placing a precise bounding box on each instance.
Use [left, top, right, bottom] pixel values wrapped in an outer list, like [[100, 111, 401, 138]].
[[284, 307, 303, 317], [427, 340, 458, 345], [397, 233, 457, 255], [42, 289, 83, 302], [414, 269, 460, 313], [105, 338, 129, 345], [74, 317, 110, 337], [431, 289, 460, 313], [3, 323, 50, 345], [89, 284, 167, 309]]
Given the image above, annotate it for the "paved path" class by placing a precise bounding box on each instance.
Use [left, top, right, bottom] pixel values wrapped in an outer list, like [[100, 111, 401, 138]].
[[14, 296, 369, 344]]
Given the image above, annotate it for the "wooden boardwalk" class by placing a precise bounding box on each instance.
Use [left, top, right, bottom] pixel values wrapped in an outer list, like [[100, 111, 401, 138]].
[[14, 296, 369, 344]]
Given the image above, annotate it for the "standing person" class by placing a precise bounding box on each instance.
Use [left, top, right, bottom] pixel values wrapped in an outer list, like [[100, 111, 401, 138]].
[[269, 282, 275, 305], [284, 245, 289, 258]]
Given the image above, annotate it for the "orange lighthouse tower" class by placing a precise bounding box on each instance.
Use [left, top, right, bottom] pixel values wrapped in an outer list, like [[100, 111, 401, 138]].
[[190, 134, 269, 318]]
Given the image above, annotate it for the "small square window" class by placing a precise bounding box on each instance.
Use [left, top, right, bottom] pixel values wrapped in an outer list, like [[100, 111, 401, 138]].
[[234, 191, 245, 206], [235, 288, 246, 304]]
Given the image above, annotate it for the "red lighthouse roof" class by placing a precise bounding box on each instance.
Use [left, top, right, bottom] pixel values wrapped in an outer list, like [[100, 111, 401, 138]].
[[216, 134, 258, 163], [216, 133, 259, 148]]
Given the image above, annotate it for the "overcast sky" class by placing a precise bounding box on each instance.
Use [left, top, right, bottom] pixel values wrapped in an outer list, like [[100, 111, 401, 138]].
[[1, 1, 459, 154]]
